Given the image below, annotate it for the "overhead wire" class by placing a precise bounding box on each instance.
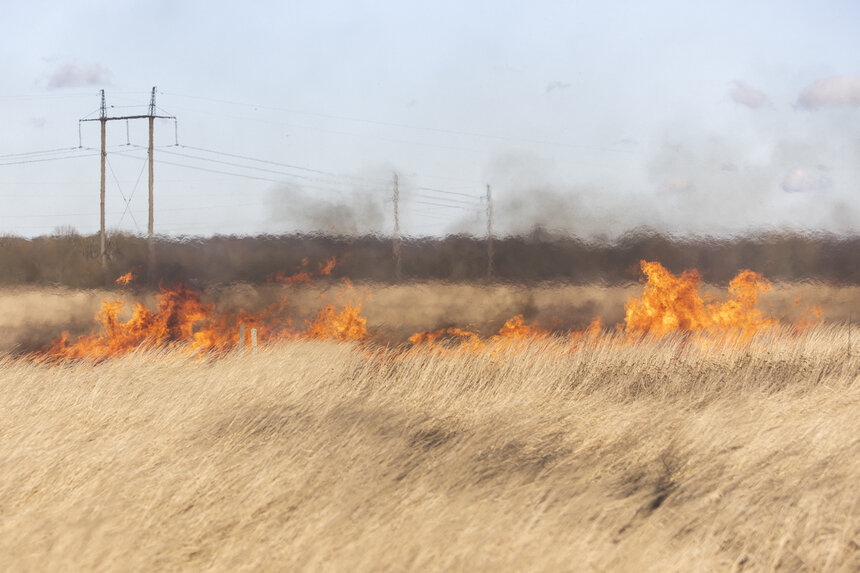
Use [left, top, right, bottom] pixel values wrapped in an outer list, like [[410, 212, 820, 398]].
[[161, 90, 635, 154], [0, 146, 82, 159]]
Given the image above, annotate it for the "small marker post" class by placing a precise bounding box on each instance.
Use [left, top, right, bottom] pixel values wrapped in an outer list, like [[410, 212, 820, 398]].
[[251, 328, 258, 353], [238, 324, 245, 351]]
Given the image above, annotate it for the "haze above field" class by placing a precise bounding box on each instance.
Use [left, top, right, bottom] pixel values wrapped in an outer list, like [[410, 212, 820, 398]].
[[2, 1, 859, 238]]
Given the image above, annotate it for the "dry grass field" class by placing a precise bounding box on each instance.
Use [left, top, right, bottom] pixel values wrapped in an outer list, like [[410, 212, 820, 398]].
[[0, 270, 858, 571], [0, 327, 857, 571], [0, 280, 857, 351]]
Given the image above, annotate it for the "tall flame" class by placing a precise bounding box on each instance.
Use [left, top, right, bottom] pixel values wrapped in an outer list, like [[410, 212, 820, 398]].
[[47, 268, 366, 361], [624, 261, 776, 338], [43, 259, 815, 362]]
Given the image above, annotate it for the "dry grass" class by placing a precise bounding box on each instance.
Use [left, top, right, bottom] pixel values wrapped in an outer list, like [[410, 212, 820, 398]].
[[1, 281, 857, 351], [1, 325, 857, 571]]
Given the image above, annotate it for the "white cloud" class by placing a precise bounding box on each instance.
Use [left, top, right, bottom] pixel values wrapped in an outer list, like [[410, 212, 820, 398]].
[[796, 75, 860, 109], [730, 80, 771, 109], [781, 168, 831, 193], [45, 62, 112, 89]]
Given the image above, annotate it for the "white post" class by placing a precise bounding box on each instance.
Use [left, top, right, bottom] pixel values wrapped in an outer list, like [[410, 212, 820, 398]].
[[251, 328, 258, 353], [238, 323, 245, 351]]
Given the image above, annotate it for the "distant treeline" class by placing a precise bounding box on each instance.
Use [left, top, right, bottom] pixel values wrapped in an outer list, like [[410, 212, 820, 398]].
[[0, 230, 857, 287]]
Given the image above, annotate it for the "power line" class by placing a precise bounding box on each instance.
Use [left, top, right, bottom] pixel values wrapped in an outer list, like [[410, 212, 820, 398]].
[[0, 151, 98, 166], [406, 191, 482, 205], [157, 148, 314, 181], [412, 200, 474, 211], [416, 186, 483, 199], [0, 146, 81, 159], [161, 90, 635, 154], [154, 158, 286, 183], [176, 144, 392, 185]]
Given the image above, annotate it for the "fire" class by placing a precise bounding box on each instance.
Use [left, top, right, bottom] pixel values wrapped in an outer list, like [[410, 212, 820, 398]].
[[269, 257, 337, 284], [409, 314, 549, 352], [47, 284, 215, 360], [115, 272, 135, 286], [42, 258, 821, 362], [304, 304, 367, 342], [493, 315, 549, 341], [569, 317, 604, 345], [624, 261, 776, 338], [47, 259, 365, 361], [794, 302, 824, 332], [408, 326, 484, 352]]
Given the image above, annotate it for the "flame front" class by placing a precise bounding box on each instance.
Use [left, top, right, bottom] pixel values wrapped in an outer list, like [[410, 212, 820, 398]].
[[624, 261, 776, 338], [47, 280, 366, 361], [44, 259, 813, 362], [48, 284, 215, 360]]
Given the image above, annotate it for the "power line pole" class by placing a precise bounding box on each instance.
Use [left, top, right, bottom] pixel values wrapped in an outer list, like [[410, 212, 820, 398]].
[[80, 87, 175, 282], [99, 90, 107, 272], [486, 183, 494, 279], [393, 172, 402, 281], [147, 87, 156, 281]]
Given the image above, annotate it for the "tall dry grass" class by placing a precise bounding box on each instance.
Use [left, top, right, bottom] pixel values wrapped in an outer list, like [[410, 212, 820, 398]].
[[1, 281, 857, 351], [1, 325, 857, 571]]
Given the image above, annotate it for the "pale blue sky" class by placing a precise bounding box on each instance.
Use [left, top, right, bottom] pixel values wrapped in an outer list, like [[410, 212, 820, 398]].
[[2, 0, 859, 237]]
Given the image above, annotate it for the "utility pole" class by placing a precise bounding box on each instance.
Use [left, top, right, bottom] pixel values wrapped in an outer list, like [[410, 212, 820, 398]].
[[486, 184, 494, 279], [147, 87, 156, 281], [80, 87, 175, 282], [393, 172, 402, 281], [99, 90, 107, 272]]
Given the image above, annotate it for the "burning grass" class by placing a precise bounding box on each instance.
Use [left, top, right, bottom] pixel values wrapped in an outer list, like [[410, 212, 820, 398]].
[[1, 256, 858, 569], [37, 261, 822, 361], [0, 326, 857, 571]]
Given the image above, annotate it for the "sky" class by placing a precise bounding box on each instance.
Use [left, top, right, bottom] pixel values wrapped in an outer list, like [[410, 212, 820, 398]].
[[1, 0, 859, 239]]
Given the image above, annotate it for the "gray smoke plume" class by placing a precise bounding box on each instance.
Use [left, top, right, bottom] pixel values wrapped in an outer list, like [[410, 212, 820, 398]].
[[796, 75, 860, 109], [267, 182, 385, 235], [730, 81, 771, 109], [469, 131, 860, 239], [45, 62, 112, 89]]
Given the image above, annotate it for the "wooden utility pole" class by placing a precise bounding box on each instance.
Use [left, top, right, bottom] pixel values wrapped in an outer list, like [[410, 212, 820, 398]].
[[99, 90, 107, 272], [147, 87, 156, 280], [393, 172, 402, 280], [486, 184, 494, 279], [80, 87, 175, 282]]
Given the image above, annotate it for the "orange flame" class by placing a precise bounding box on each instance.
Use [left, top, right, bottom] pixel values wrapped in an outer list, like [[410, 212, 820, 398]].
[[794, 303, 824, 332], [46, 280, 366, 361], [269, 257, 337, 284], [44, 259, 822, 362], [115, 272, 135, 286], [624, 261, 776, 339], [304, 303, 368, 342], [409, 314, 549, 353]]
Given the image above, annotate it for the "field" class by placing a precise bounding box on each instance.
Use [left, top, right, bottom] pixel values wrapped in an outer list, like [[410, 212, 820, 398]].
[[0, 326, 857, 571], [0, 273, 858, 571]]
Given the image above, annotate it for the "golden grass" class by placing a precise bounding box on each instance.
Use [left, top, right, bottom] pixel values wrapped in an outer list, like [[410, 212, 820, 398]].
[[1, 324, 857, 571], [1, 281, 857, 351]]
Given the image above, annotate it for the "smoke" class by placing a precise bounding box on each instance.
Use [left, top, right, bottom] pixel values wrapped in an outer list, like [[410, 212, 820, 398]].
[[796, 75, 860, 109], [470, 131, 860, 239], [730, 81, 771, 109], [45, 62, 112, 89], [545, 81, 572, 94], [781, 168, 832, 193], [267, 182, 385, 235]]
